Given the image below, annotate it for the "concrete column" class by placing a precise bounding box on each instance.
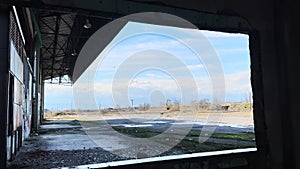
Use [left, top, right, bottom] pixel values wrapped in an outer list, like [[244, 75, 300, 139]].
[[32, 38, 40, 132], [40, 75, 44, 124], [0, 5, 10, 169]]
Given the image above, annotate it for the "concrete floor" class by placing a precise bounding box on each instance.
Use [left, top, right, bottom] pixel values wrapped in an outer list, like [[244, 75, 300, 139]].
[[8, 120, 127, 169], [8, 118, 255, 168]]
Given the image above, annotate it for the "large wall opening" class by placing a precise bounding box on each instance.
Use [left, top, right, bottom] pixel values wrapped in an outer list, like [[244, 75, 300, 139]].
[[39, 21, 256, 168]]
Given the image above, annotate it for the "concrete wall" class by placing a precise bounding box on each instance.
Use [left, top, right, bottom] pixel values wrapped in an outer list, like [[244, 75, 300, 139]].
[[0, 6, 41, 167], [6, 9, 33, 161]]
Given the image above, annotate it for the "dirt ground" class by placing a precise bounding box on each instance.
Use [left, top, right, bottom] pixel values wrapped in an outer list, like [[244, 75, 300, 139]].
[[45, 110, 254, 127]]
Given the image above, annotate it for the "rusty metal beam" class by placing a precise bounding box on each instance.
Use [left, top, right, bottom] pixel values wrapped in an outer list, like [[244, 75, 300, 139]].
[[50, 14, 60, 79], [40, 32, 90, 38]]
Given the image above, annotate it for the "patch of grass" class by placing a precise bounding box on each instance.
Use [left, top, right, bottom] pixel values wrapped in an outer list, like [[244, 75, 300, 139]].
[[112, 126, 255, 141], [161, 139, 245, 155], [110, 126, 256, 155], [54, 111, 76, 116], [211, 133, 255, 141], [112, 127, 161, 138], [186, 130, 201, 137], [186, 130, 255, 141]]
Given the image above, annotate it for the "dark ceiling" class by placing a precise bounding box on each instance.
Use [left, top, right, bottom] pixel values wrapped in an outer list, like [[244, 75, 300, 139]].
[[38, 11, 111, 81], [4, 0, 251, 82]]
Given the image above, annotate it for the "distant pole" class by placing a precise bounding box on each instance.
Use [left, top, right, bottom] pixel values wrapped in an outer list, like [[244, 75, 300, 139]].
[[98, 97, 101, 110], [131, 99, 134, 107]]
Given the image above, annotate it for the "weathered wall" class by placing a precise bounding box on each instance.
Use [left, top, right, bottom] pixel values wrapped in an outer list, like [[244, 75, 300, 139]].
[[0, 6, 36, 167]]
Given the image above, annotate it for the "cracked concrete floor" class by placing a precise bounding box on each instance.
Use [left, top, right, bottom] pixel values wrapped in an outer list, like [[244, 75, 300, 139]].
[[8, 117, 255, 169]]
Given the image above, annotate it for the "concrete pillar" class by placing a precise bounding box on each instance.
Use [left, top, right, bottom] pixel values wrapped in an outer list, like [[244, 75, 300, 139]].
[[40, 77, 44, 123], [32, 38, 41, 132], [0, 5, 10, 169]]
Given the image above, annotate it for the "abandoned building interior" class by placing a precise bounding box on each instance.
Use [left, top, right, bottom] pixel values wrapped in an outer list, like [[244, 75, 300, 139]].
[[0, 0, 299, 169]]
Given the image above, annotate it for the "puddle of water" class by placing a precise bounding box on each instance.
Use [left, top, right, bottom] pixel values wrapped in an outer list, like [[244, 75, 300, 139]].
[[41, 124, 76, 129], [123, 124, 153, 128], [172, 121, 254, 129], [143, 121, 168, 124], [40, 134, 98, 151]]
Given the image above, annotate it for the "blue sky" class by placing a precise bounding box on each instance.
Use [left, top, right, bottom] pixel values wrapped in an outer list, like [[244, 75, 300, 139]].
[[45, 22, 251, 110]]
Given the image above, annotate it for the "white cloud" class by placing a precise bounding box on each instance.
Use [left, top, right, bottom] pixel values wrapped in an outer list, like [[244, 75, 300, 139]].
[[145, 73, 156, 77], [201, 30, 248, 38], [225, 70, 251, 94], [187, 64, 205, 70], [45, 84, 73, 97], [216, 48, 250, 56]]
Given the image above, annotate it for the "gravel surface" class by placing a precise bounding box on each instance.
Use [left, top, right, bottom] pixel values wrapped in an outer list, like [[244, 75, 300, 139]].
[[7, 120, 129, 169], [9, 148, 127, 169], [8, 147, 127, 169]]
